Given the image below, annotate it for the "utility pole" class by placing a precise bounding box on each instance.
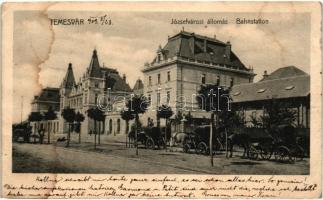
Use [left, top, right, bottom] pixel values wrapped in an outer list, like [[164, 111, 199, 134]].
[[21, 96, 24, 123]]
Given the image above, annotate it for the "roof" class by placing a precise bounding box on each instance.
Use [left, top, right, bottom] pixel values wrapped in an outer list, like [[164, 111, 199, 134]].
[[261, 66, 308, 81], [230, 75, 310, 103], [104, 70, 132, 92], [87, 49, 102, 78], [133, 79, 144, 91], [62, 63, 75, 88], [33, 87, 60, 103], [83, 50, 132, 92], [153, 31, 247, 70]]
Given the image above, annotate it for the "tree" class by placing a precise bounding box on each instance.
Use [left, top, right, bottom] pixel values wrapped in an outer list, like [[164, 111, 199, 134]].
[[260, 99, 296, 134], [157, 104, 173, 149], [197, 84, 240, 165], [75, 112, 85, 144], [121, 108, 135, 147], [43, 107, 57, 144], [28, 112, 43, 143], [61, 107, 76, 147], [87, 107, 105, 149], [126, 95, 149, 155]]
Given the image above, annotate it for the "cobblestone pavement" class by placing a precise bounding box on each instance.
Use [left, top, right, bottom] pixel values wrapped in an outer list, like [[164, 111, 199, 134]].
[[13, 142, 309, 174]]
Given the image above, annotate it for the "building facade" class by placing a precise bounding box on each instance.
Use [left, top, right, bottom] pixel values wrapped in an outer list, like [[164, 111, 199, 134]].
[[59, 49, 132, 138], [141, 31, 255, 125], [231, 66, 310, 133]]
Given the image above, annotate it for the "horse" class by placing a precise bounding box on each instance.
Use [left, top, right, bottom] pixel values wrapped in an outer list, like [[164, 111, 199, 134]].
[[128, 130, 148, 148], [169, 132, 189, 152], [227, 132, 251, 158]]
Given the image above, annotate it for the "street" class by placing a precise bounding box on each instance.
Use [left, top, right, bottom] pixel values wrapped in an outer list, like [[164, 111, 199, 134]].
[[12, 142, 309, 174]]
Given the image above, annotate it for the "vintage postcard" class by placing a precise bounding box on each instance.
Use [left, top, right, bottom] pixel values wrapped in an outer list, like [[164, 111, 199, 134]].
[[1, 2, 322, 199]]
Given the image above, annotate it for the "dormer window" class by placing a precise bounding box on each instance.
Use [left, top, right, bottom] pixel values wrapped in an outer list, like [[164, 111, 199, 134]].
[[285, 85, 295, 90], [157, 53, 162, 62], [257, 89, 266, 93]]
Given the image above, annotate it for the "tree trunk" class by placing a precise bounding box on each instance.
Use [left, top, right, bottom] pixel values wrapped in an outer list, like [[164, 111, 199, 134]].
[[98, 121, 101, 145], [125, 120, 129, 148], [94, 120, 97, 149], [47, 121, 50, 144], [164, 118, 167, 149], [78, 123, 81, 144], [136, 114, 139, 156], [210, 113, 214, 167], [66, 123, 70, 147], [225, 128, 228, 158]]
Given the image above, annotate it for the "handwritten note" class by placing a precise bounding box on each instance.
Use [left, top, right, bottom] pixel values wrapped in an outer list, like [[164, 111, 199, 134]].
[[3, 175, 318, 198]]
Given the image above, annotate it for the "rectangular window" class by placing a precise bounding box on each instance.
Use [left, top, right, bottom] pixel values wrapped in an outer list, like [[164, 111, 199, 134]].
[[149, 76, 152, 86], [95, 82, 99, 88], [167, 91, 170, 104], [148, 94, 151, 106], [157, 74, 161, 84], [84, 93, 87, 104], [157, 92, 160, 106], [95, 94, 98, 104], [216, 75, 220, 85], [202, 73, 206, 84], [167, 71, 171, 82]]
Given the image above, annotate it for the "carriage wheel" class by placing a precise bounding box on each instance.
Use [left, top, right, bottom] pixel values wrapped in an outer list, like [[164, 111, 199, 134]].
[[183, 143, 190, 153], [146, 138, 155, 149], [274, 146, 292, 162], [159, 138, 166, 149], [260, 146, 273, 160], [291, 145, 305, 162], [248, 145, 259, 160], [197, 142, 208, 155]]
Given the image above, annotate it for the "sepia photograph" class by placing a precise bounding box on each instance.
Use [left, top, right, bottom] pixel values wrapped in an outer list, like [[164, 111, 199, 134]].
[[2, 2, 321, 199], [11, 10, 311, 175]]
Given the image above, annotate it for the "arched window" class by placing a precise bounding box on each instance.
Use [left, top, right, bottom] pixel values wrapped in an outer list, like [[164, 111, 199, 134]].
[[230, 77, 234, 87], [117, 119, 121, 133], [109, 119, 112, 134]]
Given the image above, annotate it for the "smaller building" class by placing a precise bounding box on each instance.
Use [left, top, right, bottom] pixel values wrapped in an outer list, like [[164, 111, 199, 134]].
[[231, 66, 310, 131], [30, 87, 60, 135], [31, 87, 60, 112]]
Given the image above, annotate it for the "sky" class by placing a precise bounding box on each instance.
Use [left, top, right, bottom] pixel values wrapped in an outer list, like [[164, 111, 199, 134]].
[[13, 11, 310, 123]]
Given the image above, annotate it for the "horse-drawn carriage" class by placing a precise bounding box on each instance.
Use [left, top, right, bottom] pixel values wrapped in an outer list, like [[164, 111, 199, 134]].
[[128, 126, 166, 150], [12, 123, 32, 143], [178, 125, 224, 155], [247, 125, 305, 162], [177, 124, 306, 162]]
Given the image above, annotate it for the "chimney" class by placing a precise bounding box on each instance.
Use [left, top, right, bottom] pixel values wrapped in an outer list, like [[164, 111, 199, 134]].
[[123, 74, 126, 82], [214, 35, 216, 39], [263, 70, 269, 79], [203, 39, 207, 53], [225, 41, 231, 60], [189, 34, 195, 54]]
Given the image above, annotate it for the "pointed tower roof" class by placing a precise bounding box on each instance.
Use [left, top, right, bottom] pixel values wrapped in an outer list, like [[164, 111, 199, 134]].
[[62, 63, 75, 88], [133, 78, 144, 91], [88, 49, 102, 78]]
